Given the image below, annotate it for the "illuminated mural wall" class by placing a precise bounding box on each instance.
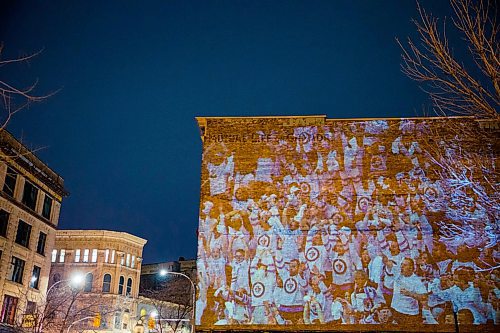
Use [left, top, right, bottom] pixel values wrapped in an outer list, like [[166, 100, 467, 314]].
[[196, 116, 498, 330]]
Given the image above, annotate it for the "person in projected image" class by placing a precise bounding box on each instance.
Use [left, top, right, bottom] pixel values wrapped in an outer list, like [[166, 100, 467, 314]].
[[277, 259, 308, 324], [391, 257, 428, 325]]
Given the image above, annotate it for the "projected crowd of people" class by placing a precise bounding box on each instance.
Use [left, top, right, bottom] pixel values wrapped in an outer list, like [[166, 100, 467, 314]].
[[196, 119, 499, 327]]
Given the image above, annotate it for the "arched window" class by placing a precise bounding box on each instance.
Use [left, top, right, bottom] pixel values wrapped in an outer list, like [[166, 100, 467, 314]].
[[84, 273, 93, 292], [126, 278, 132, 296], [102, 274, 112, 292], [118, 276, 124, 295]]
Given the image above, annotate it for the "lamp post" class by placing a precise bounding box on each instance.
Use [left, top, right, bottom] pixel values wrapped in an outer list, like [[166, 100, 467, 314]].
[[158, 270, 196, 333], [46, 273, 85, 296]]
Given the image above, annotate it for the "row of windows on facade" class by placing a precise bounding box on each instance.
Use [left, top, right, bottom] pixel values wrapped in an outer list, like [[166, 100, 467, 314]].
[[0, 210, 47, 255], [51, 248, 137, 268], [3, 167, 54, 221], [0, 249, 43, 290]]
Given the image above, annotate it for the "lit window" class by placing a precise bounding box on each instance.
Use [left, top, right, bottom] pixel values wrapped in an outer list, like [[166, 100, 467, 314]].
[[59, 249, 65, 263], [83, 249, 89, 262], [111, 250, 115, 264], [126, 253, 130, 267], [51, 249, 57, 263], [75, 249, 81, 262], [91, 249, 98, 263], [131, 255, 135, 268], [104, 249, 109, 263]]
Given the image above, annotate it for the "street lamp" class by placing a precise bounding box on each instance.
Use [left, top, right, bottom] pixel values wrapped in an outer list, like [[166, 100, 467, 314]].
[[157, 270, 196, 333], [46, 272, 85, 296]]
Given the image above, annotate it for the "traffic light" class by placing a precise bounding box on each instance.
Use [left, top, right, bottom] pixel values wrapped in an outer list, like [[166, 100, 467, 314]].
[[93, 313, 101, 327], [148, 317, 155, 329]]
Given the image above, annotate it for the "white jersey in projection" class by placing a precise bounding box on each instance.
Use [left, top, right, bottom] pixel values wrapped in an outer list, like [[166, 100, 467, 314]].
[[278, 270, 308, 307], [391, 273, 427, 315], [207, 155, 234, 196], [230, 260, 250, 293], [250, 270, 276, 306], [330, 250, 358, 286]]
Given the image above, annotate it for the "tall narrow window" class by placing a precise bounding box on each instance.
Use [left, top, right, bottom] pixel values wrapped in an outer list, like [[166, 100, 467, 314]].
[[0, 295, 18, 324], [30, 266, 41, 289], [36, 232, 47, 256], [120, 256, 125, 266], [91, 249, 98, 263], [15, 220, 31, 248], [3, 167, 17, 198], [10, 256, 25, 284], [84, 273, 93, 292], [126, 278, 132, 296], [104, 249, 109, 263], [51, 249, 57, 262], [75, 249, 81, 262], [42, 195, 53, 220], [102, 274, 111, 293], [118, 276, 124, 295], [22, 181, 38, 211], [131, 255, 135, 269], [126, 253, 130, 267], [111, 250, 115, 264], [0, 210, 9, 237], [83, 249, 89, 262], [59, 249, 66, 263]]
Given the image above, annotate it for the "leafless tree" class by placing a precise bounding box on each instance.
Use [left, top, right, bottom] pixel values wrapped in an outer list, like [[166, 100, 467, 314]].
[[141, 276, 193, 333], [0, 44, 52, 131], [397, 0, 498, 119], [398, 0, 499, 252]]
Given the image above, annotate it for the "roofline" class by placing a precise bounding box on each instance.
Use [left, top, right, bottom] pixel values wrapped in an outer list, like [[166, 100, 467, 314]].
[[55, 229, 147, 246], [0, 129, 68, 197], [195, 115, 479, 121]]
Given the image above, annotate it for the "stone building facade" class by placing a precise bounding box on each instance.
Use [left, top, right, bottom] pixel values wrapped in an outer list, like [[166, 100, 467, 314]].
[[50, 230, 147, 332], [0, 130, 66, 327]]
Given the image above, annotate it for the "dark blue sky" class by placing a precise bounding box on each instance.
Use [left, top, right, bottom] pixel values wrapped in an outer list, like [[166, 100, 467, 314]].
[[0, 0, 455, 263]]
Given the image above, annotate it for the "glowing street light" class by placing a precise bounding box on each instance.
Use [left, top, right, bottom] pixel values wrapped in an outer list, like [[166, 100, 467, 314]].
[[46, 272, 86, 295], [159, 269, 168, 277]]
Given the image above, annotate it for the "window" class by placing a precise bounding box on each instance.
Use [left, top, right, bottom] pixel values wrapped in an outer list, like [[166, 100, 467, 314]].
[[0, 295, 18, 324], [131, 255, 135, 269], [111, 250, 115, 264], [37, 232, 47, 255], [126, 278, 132, 296], [104, 249, 109, 263], [118, 276, 124, 295], [0, 210, 9, 237], [3, 167, 17, 198], [59, 249, 65, 263], [102, 274, 111, 293], [22, 181, 38, 211], [91, 249, 98, 263], [126, 253, 130, 267], [10, 256, 25, 284], [84, 273, 93, 292], [51, 249, 57, 262], [75, 249, 81, 262], [26, 301, 36, 314], [83, 249, 89, 262], [30, 266, 41, 289], [42, 195, 53, 220], [15, 220, 32, 248], [120, 256, 124, 266]]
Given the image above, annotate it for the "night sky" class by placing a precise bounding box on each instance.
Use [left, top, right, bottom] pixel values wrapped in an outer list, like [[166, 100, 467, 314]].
[[0, 1, 458, 263]]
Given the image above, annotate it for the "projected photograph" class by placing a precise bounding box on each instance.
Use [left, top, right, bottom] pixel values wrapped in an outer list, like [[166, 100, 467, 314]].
[[196, 117, 498, 330]]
